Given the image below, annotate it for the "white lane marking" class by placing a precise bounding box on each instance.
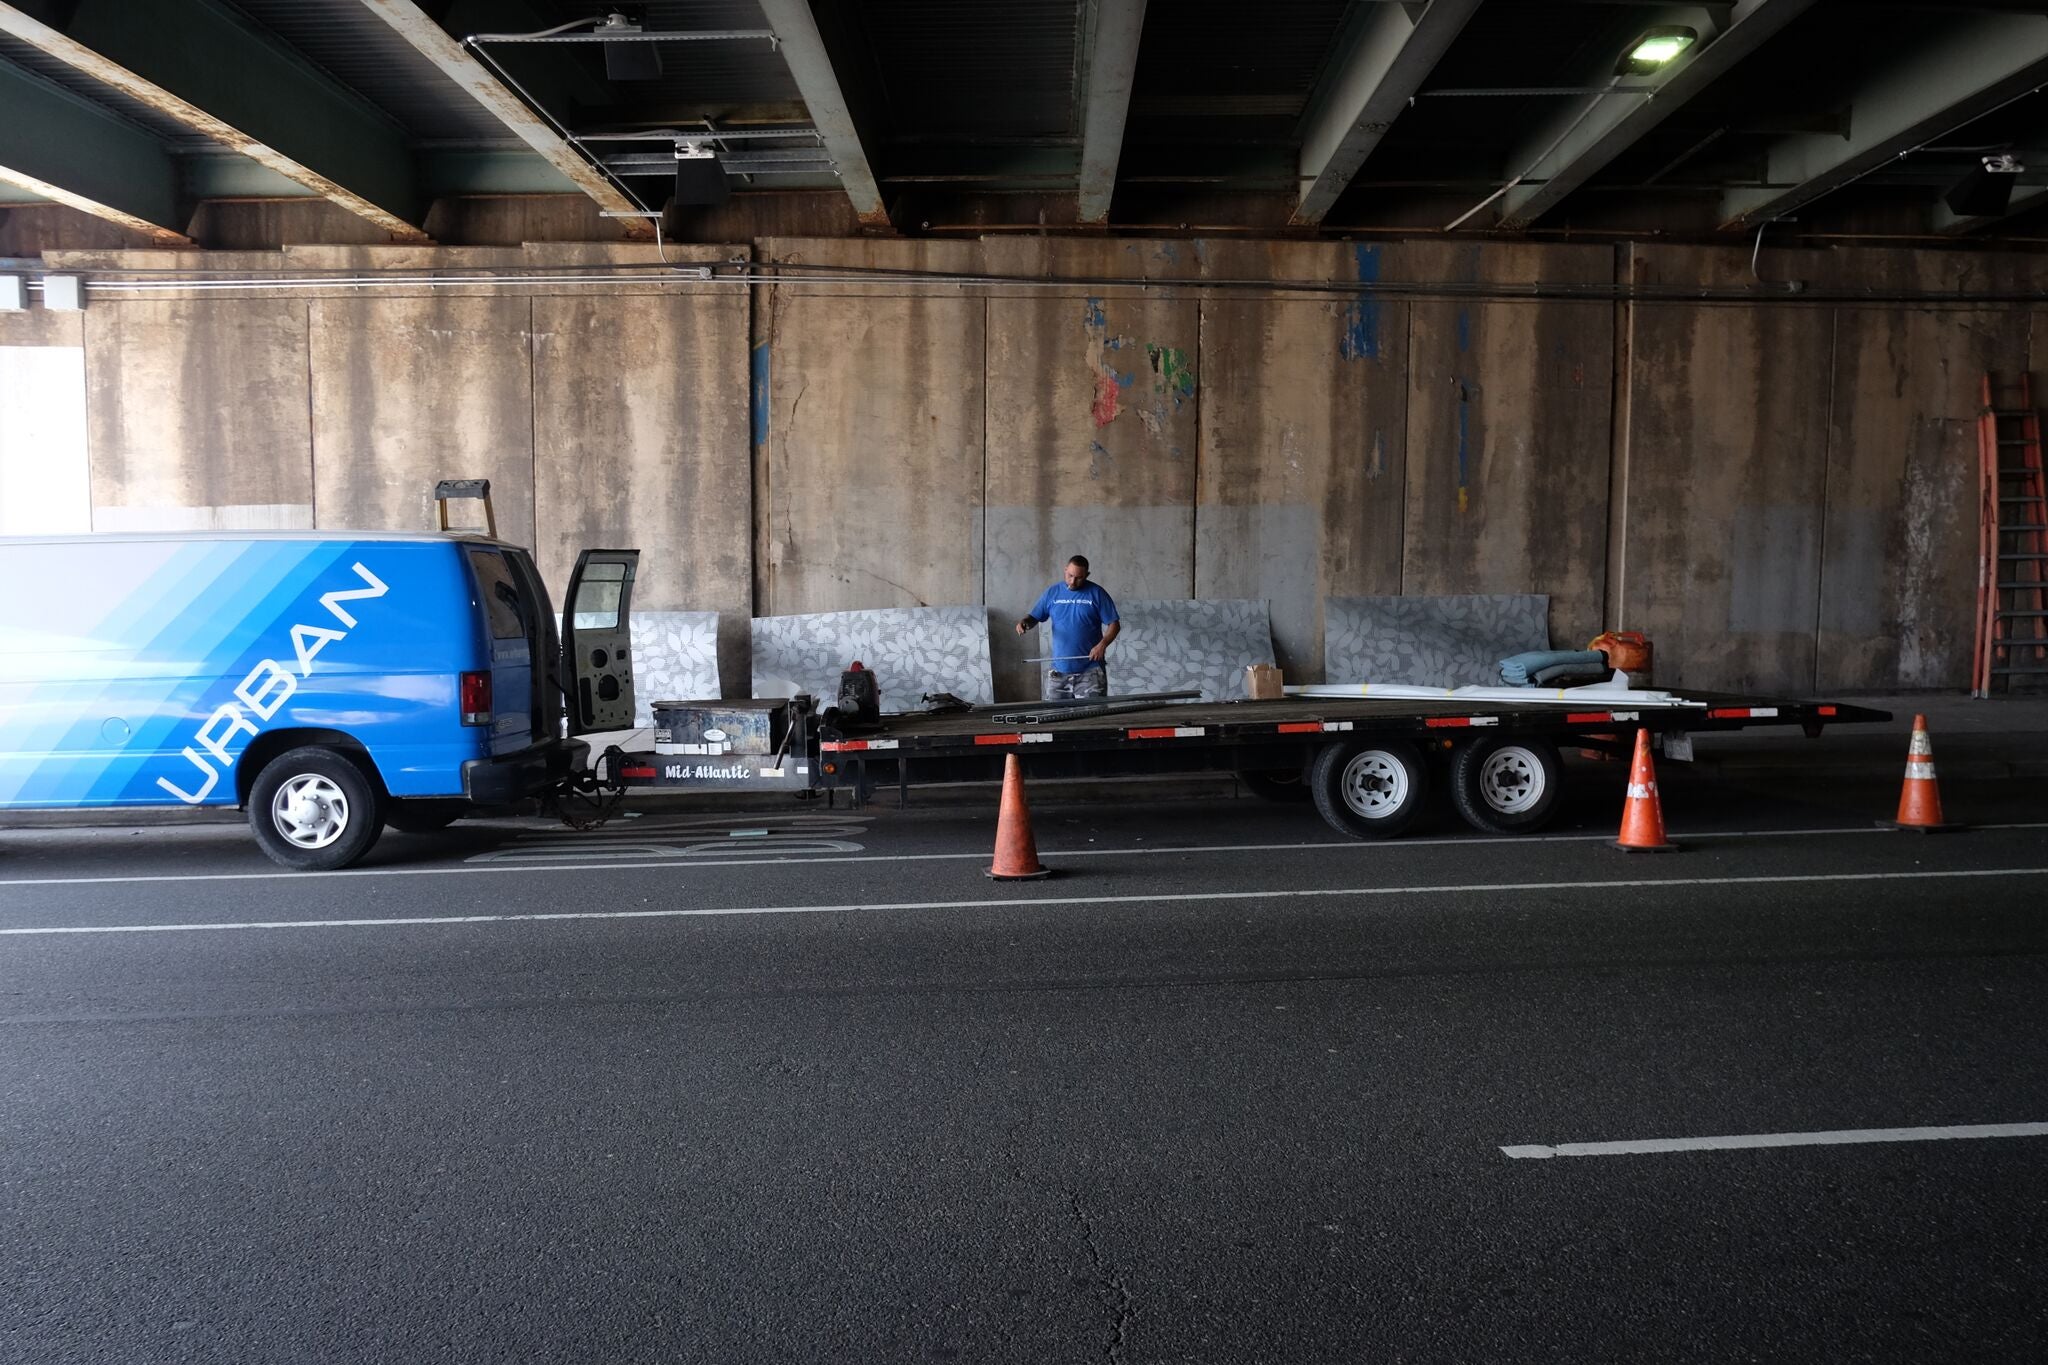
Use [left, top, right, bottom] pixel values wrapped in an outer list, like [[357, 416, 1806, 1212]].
[[3, 866, 2046, 937], [1502, 1121, 2048, 1160], [9, 821, 2048, 889]]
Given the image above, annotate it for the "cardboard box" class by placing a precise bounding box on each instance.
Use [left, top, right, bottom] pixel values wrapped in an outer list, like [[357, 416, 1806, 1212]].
[[1245, 663, 1284, 700]]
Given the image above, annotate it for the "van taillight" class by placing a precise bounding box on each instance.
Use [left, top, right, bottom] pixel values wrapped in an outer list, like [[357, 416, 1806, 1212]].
[[460, 670, 492, 726]]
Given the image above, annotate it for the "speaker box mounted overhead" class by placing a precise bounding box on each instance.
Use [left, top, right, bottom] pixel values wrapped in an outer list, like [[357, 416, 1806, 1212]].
[[1945, 163, 2017, 218], [674, 154, 731, 208], [598, 11, 662, 81]]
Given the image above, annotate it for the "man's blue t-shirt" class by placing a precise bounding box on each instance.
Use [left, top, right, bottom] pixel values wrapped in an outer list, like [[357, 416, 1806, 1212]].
[[1030, 581, 1119, 672]]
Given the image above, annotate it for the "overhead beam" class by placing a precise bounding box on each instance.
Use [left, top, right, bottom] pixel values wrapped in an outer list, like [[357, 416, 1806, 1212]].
[[1721, 12, 2048, 228], [0, 56, 190, 242], [0, 0, 428, 241], [354, 0, 651, 238], [1291, 0, 1484, 226], [1076, 0, 1148, 224], [1495, 0, 1817, 229], [753, 0, 890, 227]]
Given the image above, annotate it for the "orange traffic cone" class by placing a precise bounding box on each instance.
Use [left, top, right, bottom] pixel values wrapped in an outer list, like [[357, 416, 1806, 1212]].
[[1614, 727, 1677, 853], [1886, 714, 1957, 832], [986, 753, 1053, 880]]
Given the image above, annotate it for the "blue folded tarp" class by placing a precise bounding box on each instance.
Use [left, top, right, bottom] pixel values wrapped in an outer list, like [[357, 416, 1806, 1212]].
[[1499, 649, 1605, 687]]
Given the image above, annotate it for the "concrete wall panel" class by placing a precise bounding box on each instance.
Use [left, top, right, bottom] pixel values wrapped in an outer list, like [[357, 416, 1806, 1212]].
[[984, 239, 1200, 698], [1400, 243, 1614, 653], [1619, 246, 1833, 692], [754, 240, 986, 622], [84, 297, 313, 528], [309, 294, 535, 545], [1193, 241, 1407, 679], [531, 291, 750, 613], [1821, 254, 2027, 688]]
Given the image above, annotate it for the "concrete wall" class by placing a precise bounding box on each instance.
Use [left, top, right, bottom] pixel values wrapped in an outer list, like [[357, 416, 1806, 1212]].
[[7, 233, 2043, 698]]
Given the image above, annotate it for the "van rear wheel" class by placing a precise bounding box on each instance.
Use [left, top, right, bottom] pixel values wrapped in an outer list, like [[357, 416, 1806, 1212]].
[[249, 746, 384, 871]]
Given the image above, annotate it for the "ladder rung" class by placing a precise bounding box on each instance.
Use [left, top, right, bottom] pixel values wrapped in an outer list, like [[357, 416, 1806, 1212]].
[[1990, 666, 2048, 675], [2000, 553, 2048, 560], [1995, 610, 2048, 618], [2000, 496, 2046, 503]]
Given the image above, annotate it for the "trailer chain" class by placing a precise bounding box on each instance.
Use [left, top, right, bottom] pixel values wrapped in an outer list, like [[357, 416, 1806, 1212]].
[[554, 745, 630, 831]]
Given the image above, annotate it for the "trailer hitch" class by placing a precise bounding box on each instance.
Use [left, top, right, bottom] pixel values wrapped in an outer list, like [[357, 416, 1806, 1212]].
[[552, 744, 630, 831]]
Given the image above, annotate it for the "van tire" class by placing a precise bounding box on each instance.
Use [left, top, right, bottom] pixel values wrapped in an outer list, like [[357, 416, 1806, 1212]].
[[249, 746, 385, 871], [386, 800, 467, 835]]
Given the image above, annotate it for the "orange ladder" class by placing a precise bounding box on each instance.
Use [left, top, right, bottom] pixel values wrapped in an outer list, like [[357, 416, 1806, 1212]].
[[1975, 373, 2048, 696]]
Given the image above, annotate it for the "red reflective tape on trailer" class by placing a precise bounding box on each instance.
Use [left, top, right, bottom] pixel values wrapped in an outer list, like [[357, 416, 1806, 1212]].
[[1425, 717, 1472, 728], [1818, 705, 1838, 717], [973, 734, 1021, 746], [820, 740, 868, 752], [620, 767, 657, 779], [1276, 722, 1324, 734], [1564, 712, 1612, 724], [1707, 708, 1748, 719], [1127, 728, 1178, 740]]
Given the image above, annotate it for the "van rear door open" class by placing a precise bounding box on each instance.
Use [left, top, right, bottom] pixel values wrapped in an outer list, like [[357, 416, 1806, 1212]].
[[562, 550, 639, 735], [462, 545, 538, 756]]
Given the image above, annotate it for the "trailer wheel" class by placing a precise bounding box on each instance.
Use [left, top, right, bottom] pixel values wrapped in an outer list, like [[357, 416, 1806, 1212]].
[[1239, 766, 1312, 802], [1310, 739, 1429, 838], [248, 746, 385, 871], [1450, 736, 1561, 835]]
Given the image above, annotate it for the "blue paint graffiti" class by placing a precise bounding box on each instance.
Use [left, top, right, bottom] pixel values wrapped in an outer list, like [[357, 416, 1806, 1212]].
[[1089, 440, 1112, 479], [1455, 381, 1473, 513], [1339, 244, 1382, 361], [1083, 297, 1108, 330], [1456, 309, 1471, 354], [750, 340, 771, 447]]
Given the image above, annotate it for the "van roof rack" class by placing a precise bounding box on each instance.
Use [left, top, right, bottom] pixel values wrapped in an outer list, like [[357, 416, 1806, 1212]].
[[433, 479, 497, 538]]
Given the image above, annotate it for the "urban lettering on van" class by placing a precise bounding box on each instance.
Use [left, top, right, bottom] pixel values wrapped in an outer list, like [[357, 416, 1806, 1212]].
[[155, 561, 391, 804]]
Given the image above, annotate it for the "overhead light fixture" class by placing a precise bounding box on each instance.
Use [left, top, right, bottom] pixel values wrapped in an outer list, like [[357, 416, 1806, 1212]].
[[673, 141, 730, 208], [597, 11, 663, 81], [1617, 27, 1697, 77]]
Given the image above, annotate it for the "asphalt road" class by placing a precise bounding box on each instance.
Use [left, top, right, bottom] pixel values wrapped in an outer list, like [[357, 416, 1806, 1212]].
[[4, 762, 2047, 1363]]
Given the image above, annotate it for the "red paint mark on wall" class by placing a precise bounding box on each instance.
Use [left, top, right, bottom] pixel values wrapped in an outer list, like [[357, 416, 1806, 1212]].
[[1092, 372, 1121, 426]]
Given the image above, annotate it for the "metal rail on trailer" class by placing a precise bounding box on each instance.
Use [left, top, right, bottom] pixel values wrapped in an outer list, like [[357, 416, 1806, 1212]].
[[597, 692, 1891, 840]]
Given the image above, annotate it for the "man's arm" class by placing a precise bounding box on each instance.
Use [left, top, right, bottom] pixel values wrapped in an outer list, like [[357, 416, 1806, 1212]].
[[1016, 586, 1049, 634], [1088, 620, 1120, 662]]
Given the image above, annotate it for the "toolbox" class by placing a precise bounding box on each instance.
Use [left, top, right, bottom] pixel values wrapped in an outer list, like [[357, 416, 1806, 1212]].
[[652, 700, 788, 756]]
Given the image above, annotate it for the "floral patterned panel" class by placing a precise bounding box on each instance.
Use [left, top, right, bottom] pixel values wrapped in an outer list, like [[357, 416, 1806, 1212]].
[[1104, 599, 1274, 701], [1324, 594, 1551, 687], [632, 611, 722, 724], [751, 605, 994, 710]]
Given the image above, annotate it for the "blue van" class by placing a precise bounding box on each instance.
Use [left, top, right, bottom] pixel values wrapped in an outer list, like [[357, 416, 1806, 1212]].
[[0, 531, 639, 870]]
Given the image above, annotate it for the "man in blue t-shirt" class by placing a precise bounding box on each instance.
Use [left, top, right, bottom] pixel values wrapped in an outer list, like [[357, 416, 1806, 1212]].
[[1016, 555, 1120, 700]]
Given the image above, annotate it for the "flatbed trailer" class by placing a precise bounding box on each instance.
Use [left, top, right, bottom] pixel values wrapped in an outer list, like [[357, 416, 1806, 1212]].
[[601, 692, 1892, 840]]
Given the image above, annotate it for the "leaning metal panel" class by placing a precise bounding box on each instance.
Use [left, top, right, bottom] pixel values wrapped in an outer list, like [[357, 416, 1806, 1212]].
[[751, 605, 994, 710], [1323, 594, 1551, 687], [632, 610, 722, 724], [1103, 598, 1275, 702]]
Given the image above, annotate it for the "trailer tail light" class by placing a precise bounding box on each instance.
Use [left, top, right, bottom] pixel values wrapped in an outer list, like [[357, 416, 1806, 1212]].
[[460, 670, 492, 726]]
